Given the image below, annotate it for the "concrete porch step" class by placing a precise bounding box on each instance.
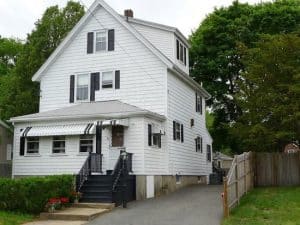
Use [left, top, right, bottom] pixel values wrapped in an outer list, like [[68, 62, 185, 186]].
[[40, 207, 110, 221], [73, 202, 115, 210]]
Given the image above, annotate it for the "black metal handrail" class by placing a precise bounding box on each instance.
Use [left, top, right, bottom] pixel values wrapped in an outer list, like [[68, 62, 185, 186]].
[[76, 153, 103, 191]]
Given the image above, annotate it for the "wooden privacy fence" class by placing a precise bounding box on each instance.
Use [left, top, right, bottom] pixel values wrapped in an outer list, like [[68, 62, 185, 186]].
[[255, 152, 300, 186], [223, 152, 254, 218], [223, 151, 300, 217]]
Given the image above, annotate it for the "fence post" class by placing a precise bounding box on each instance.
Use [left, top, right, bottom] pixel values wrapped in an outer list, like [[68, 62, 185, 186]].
[[244, 153, 247, 193], [223, 176, 229, 218], [235, 156, 239, 205]]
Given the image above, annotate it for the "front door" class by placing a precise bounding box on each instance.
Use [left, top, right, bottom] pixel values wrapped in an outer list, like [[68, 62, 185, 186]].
[[108, 126, 125, 171]]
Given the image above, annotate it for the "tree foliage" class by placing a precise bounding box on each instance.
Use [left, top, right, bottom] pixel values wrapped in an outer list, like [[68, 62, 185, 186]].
[[189, 0, 300, 152], [0, 37, 23, 76], [232, 34, 300, 152], [0, 1, 84, 121]]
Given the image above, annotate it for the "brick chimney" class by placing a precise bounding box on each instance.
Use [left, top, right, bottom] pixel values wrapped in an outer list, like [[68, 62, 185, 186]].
[[124, 9, 134, 18]]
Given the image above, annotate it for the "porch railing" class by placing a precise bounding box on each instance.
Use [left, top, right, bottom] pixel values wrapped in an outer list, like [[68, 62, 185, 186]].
[[76, 153, 103, 191]]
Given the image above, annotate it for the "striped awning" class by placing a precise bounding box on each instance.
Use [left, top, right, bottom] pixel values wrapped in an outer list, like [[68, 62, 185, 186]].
[[21, 123, 96, 137], [102, 119, 129, 127]]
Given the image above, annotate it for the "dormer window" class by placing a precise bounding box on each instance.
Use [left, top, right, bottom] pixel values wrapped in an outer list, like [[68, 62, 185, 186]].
[[176, 39, 187, 66], [95, 30, 107, 52], [76, 74, 89, 101]]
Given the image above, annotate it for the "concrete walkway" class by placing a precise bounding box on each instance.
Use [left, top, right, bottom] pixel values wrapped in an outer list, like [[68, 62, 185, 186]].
[[88, 185, 223, 225]]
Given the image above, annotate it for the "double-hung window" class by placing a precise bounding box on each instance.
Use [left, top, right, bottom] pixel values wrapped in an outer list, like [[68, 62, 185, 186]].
[[95, 31, 107, 52], [76, 74, 89, 101], [52, 136, 66, 154], [79, 135, 93, 153], [26, 137, 39, 154], [196, 93, 202, 114], [102, 71, 113, 89], [176, 39, 187, 66], [207, 144, 212, 162], [195, 136, 203, 153]]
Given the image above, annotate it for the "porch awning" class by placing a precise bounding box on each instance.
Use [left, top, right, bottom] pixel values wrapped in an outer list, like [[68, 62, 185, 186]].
[[21, 123, 96, 137], [102, 119, 129, 127]]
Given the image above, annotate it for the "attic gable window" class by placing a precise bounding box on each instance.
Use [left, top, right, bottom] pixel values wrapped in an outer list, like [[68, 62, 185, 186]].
[[76, 74, 89, 101], [95, 30, 107, 52]]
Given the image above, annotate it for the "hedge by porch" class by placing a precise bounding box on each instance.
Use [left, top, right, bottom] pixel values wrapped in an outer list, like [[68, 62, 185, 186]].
[[0, 175, 74, 214]]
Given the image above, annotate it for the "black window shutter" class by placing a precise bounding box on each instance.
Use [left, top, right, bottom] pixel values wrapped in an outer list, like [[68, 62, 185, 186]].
[[90, 74, 95, 101], [195, 92, 198, 112], [158, 134, 161, 148], [181, 124, 184, 142], [195, 138, 198, 152], [90, 73, 100, 101], [69, 75, 75, 103], [94, 72, 100, 91], [173, 121, 176, 140], [200, 137, 203, 153], [87, 32, 94, 54], [108, 29, 115, 51], [184, 47, 187, 65], [148, 124, 152, 146], [176, 40, 179, 60], [20, 137, 25, 156], [115, 70, 120, 89], [200, 96, 203, 114]]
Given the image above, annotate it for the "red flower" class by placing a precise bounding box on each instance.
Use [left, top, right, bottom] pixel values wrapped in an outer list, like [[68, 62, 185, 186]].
[[60, 197, 69, 204], [48, 198, 60, 204]]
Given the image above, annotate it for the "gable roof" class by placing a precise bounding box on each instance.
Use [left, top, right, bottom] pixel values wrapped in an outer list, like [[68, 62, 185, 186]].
[[10, 100, 165, 123], [32, 0, 173, 82], [121, 16, 190, 48], [31, 0, 210, 99]]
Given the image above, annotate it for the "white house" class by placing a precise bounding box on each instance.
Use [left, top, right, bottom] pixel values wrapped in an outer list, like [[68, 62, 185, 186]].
[[10, 0, 212, 202]]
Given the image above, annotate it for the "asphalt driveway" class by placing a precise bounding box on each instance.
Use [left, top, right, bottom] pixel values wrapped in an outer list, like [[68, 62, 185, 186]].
[[88, 185, 223, 225]]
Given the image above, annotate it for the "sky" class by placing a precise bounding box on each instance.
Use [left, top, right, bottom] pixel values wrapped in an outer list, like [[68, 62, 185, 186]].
[[0, 0, 270, 40]]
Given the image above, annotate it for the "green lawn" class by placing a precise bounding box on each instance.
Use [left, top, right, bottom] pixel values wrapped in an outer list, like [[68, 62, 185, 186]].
[[223, 187, 300, 225], [0, 211, 34, 225]]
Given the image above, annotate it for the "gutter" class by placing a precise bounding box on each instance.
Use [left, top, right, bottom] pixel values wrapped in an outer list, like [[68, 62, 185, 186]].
[[9, 111, 166, 123]]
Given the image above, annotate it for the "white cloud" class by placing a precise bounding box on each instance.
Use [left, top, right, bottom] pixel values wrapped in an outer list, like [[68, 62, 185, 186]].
[[0, 0, 270, 40]]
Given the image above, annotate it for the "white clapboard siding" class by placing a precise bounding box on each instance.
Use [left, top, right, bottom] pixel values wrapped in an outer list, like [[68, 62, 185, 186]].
[[167, 71, 212, 176], [39, 6, 167, 116], [12, 117, 146, 176], [143, 118, 168, 175], [132, 23, 189, 75], [131, 23, 174, 62]]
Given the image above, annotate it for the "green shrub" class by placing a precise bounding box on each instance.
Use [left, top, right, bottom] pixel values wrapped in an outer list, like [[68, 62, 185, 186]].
[[0, 175, 74, 214]]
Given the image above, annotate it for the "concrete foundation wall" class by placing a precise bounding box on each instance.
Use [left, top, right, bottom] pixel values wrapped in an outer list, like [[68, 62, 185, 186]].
[[136, 175, 207, 200]]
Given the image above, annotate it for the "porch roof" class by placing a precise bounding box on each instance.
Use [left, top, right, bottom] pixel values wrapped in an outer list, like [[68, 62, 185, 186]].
[[10, 100, 165, 123]]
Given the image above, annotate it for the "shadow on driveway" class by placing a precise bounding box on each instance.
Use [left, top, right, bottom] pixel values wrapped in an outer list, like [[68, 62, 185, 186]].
[[88, 185, 223, 225]]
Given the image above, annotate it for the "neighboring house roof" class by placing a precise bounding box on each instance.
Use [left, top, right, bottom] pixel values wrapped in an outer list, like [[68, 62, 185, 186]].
[[10, 100, 166, 123], [213, 152, 233, 161], [0, 119, 11, 130], [31, 0, 211, 99]]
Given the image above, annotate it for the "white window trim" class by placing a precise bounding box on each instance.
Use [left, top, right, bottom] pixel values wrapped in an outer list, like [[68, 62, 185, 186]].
[[94, 29, 108, 53], [176, 39, 187, 66], [174, 121, 181, 141], [79, 135, 94, 153], [52, 136, 66, 154], [25, 137, 40, 156], [195, 136, 203, 153], [101, 71, 115, 90], [75, 73, 91, 103]]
